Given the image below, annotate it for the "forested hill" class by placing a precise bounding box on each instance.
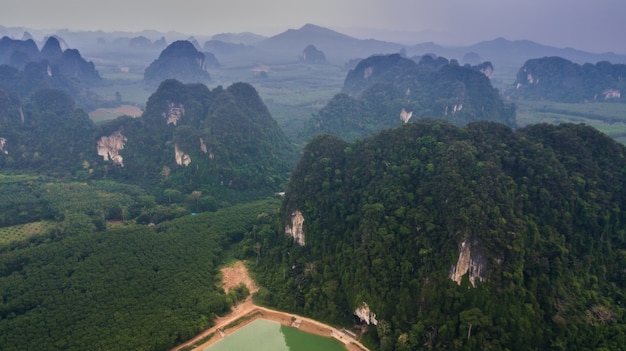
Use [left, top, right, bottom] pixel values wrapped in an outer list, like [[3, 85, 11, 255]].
[[301, 54, 515, 142], [98, 79, 295, 202], [0, 88, 97, 176], [144, 40, 212, 85], [0, 36, 102, 109], [511, 56, 626, 103], [250, 120, 626, 350]]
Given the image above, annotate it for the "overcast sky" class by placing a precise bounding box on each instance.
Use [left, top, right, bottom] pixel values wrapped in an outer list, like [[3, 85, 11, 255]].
[[2, 0, 625, 54]]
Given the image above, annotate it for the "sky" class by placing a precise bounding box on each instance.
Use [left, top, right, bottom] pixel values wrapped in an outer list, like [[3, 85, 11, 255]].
[[2, 0, 625, 54]]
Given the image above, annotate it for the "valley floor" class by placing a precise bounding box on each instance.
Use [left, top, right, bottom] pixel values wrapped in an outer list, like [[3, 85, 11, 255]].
[[171, 261, 368, 351]]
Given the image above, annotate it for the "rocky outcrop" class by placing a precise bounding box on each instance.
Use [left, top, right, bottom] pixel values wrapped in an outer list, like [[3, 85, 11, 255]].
[[444, 103, 464, 115], [354, 302, 378, 325], [603, 89, 621, 100], [285, 210, 305, 246], [97, 129, 127, 167], [0, 137, 7, 154], [174, 144, 191, 166], [199, 137, 208, 154], [449, 240, 486, 287], [400, 108, 412, 123], [163, 102, 184, 125]]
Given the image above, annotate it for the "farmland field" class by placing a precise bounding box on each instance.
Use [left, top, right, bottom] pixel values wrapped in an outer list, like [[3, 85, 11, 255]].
[[0, 221, 53, 246], [89, 104, 144, 122], [514, 99, 626, 144]]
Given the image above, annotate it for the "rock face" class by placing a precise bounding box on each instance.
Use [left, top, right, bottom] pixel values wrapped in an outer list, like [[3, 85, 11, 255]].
[[400, 108, 413, 123], [354, 302, 378, 325], [144, 40, 211, 85], [285, 210, 305, 246], [0, 137, 7, 154], [97, 129, 127, 167], [449, 240, 487, 287], [174, 144, 191, 166], [163, 102, 185, 125]]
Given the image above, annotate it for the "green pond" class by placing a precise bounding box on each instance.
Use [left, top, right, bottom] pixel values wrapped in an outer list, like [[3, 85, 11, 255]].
[[205, 318, 347, 351]]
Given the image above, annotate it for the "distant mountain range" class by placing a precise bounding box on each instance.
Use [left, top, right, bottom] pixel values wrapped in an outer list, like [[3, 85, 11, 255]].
[[4, 23, 624, 68], [238, 24, 626, 67]]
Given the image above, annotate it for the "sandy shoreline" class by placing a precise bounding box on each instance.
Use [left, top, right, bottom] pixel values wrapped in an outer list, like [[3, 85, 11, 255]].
[[170, 262, 369, 351]]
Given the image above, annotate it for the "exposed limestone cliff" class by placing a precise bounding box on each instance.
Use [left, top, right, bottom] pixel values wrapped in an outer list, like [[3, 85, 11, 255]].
[[163, 102, 185, 125], [603, 89, 621, 100], [199, 137, 208, 154], [354, 302, 378, 325], [97, 129, 127, 167], [449, 240, 486, 287], [174, 144, 191, 166], [400, 108, 413, 123], [480, 65, 493, 79], [285, 210, 305, 246], [444, 103, 463, 115], [0, 137, 7, 154], [364, 66, 373, 79]]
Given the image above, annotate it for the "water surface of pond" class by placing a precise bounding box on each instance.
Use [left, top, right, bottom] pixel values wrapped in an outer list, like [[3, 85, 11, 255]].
[[205, 318, 347, 351]]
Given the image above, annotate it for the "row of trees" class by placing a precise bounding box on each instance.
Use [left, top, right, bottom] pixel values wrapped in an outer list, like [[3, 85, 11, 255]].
[[0, 197, 278, 350]]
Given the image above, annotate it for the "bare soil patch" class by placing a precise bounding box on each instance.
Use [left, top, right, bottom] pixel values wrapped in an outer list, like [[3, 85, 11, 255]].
[[220, 261, 259, 294]]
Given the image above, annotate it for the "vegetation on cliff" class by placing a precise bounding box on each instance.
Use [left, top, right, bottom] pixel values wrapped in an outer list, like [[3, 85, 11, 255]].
[[511, 56, 626, 103], [245, 120, 626, 350], [301, 54, 516, 141]]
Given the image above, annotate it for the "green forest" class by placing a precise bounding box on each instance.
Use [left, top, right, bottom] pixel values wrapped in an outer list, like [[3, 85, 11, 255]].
[[1, 38, 626, 350], [0, 183, 277, 350], [243, 120, 626, 350], [301, 54, 516, 142]]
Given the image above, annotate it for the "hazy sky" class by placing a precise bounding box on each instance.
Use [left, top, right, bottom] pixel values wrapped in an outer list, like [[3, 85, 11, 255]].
[[2, 0, 625, 53]]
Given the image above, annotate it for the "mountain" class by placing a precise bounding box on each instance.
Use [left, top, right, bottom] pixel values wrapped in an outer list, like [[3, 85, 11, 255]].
[[1, 35, 92, 80], [97, 79, 295, 201], [0, 36, 102, 108], [251, 120, 626, 350], [143, 40, 211, 85], [406, 37, 626, 72], [210, 32, 266, 45], [299, 44, 326, 64], [0, 36, 40, 68], [510, 56, 626, 103], [1, 79, 295, 202], [301, 54, 515, 141], [255, 24, 404, 64]]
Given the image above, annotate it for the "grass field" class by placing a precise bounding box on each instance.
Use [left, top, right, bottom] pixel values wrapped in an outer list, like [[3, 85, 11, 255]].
[[514, 99, 626, 144]]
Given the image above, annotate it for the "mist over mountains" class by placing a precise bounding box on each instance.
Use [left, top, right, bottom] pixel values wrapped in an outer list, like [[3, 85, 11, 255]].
[[2, 20, 626, 351], [3, 23, 625, 68]]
